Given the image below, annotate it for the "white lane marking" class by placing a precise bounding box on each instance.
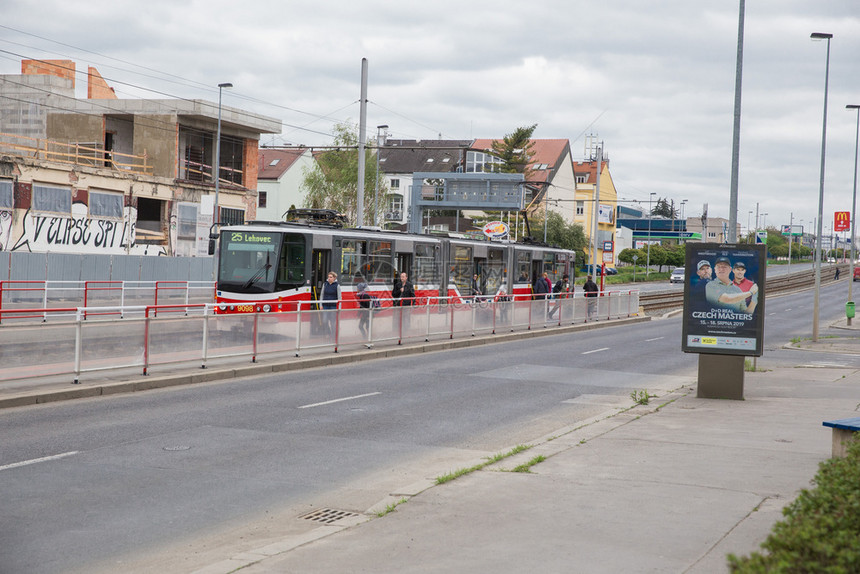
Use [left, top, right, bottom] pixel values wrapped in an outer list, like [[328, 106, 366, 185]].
[[582, 347, 610, 355], [0, 451, 79, 472], [298, 392, 381, 409], [645, 337, 664, 342]]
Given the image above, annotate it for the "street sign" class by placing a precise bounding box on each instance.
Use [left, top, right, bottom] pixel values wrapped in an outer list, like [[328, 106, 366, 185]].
[[835, 211, 850, 232], [603, 240, 613, 252], [755, 231, 767, 244], [781, 225, 803, 236]]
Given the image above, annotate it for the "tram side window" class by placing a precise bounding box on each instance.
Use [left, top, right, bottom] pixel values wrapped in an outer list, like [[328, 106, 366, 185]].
[[367, 240, 393, 284], [341, 240, 366, 283], [451, 245, 472, 294], [545, 253, 560, 285], [516, 251, 531, 282], [278, 235, 306, 285], [414, 243, 438, 285]]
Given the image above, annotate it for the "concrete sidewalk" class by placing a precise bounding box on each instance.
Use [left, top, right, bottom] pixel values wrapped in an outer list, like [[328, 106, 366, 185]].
[[190, 334, 860, 573]]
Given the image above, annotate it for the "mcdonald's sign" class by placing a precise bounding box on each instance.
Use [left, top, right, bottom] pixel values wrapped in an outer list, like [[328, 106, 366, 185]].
[[835, 211, 850, 232]]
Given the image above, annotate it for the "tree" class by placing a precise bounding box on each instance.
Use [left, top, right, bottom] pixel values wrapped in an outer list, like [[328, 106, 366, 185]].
[[651, 197, 677, 219], [301, 122, 386, 226], [528, 211, 589, 253], [490, 124, 537, 175], [647, 244, 668, 272], [618, 248, 645, 266]]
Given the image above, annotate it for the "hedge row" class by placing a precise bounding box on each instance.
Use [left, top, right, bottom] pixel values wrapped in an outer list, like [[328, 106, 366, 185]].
[[728, 437, 860, 572]]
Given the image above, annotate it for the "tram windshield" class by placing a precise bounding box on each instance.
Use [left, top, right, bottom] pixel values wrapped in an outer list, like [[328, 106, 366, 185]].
[[218, 230, 280, 293]]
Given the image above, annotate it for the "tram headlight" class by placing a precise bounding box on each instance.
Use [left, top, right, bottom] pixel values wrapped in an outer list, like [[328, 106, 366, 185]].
[[262, 304, 271, 312], [218, 304, 227, 311]]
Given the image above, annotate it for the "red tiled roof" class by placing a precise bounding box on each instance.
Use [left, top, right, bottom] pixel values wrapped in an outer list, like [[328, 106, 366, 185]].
[[572, 160, 608, 183], [258, 149, 308, 180]]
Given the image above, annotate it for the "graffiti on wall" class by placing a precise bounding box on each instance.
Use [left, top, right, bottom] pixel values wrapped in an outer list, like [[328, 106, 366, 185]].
[[7, 202, 150, 254], [0, 210, 12, 251]]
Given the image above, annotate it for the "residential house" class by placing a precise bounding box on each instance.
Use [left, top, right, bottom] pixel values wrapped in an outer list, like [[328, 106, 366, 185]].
[[470, 138, 576, 238], [377, 139, 472, 229], [0, 59, 280, 256], [256, 148, 315, 221]]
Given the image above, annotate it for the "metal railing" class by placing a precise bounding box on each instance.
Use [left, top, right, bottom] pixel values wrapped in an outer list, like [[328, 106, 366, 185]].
[[0, 290, 639, 384], [0, 280, 215, 323]]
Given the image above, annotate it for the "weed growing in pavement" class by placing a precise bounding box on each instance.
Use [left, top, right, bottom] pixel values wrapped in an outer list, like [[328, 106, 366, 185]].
[[630, 389, 651, 405], [376, 497, 408, 517], [435, 444, 533, 485], [511, 455, 547, 473]]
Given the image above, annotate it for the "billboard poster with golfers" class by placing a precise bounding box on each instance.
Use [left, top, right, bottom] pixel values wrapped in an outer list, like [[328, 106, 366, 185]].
[[682, 243, 767, 356]]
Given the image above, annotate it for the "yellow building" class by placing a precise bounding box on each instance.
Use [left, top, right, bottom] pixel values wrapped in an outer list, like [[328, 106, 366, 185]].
[[573, 159, 618, 268]]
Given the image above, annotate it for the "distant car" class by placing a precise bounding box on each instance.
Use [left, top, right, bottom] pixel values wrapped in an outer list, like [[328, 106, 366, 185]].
[[854, 267, 860, 282], [580, 264, 618, 276], [670, 267, 685, 283]]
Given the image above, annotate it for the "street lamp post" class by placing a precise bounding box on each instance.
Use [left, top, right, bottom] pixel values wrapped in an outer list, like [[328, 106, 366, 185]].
[[848, 104, 860, 325], [747, 210, 752, 241], [811, 32, 832, 342], [646, 192, 656, 278], [680, 199, 688, 243], [374, 124, 388, 227], [213, 82, 233, 227]]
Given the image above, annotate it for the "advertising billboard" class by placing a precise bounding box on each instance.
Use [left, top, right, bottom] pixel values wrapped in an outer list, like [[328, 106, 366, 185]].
[[681, 243, 766, 357]]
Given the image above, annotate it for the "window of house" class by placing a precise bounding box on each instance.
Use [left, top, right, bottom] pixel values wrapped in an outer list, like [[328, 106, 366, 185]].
[[220, 207, 245, 226], [258, 191, 267, 209], [576, 201, 585, 216], [177, 203, 198, 240], [136, 197, 166, 243], [576, 175, 588, 183], [0, 179, 12, 209], [89, 190, 123, 219], [33, 184, 72, 215], [217, 135, 245, 186], [465, 151, 501, 173], [708, 231, 717, 238], [390, 178, 400, 190], [389, 194, 403, 212]]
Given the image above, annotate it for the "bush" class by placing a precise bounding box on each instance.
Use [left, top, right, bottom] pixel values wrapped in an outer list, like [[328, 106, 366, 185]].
[[728, 438, 860, 572]]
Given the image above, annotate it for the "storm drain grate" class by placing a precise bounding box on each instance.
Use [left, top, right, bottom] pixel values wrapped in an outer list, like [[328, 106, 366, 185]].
[[299, 508, 360, 524]]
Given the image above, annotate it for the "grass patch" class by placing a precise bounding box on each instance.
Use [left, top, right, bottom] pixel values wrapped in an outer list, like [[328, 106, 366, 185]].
[[376, 497, 408, 517], [435, 444, 532, 485], [510, 455, 547, 473]]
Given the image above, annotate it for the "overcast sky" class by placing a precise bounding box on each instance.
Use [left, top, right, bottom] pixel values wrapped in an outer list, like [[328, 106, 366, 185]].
[[2, 1, 859, 236]]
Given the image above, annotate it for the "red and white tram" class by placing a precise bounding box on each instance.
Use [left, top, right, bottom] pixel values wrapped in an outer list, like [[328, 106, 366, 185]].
[[213, 219, 575, 313]]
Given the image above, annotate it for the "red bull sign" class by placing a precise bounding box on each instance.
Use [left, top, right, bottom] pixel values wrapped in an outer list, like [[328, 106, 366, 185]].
[[835, 211, 850, 232], [482, 221, 509, 239]]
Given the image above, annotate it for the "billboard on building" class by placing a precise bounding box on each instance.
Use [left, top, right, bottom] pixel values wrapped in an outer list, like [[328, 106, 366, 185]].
[[681, 243, 766, 357]]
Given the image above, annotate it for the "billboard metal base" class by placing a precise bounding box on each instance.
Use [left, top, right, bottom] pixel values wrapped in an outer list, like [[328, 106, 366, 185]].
[[697, 353, 745, 400]]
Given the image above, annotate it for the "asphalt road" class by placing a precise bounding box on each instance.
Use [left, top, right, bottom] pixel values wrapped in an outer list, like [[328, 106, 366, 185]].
[[0, 277, 852, 573]]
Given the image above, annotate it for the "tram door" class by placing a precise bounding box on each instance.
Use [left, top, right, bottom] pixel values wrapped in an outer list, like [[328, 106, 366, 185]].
[[396, 253, 412, 284], [311, 249, 331, 302]]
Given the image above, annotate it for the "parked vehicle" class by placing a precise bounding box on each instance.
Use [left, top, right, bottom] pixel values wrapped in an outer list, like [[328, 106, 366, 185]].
[[670, 267, 685, 283], [854, 267, 860, 282], [580, 264, 617, 276]]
